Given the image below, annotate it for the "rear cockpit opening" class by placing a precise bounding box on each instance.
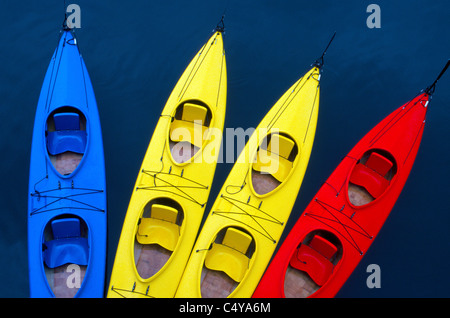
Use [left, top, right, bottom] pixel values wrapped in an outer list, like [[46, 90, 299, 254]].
[[134, 198, 184, 280], [284, 230, 342, 298], [43, 214, 89, 298], [169, 100, 212, 163], [200, 226, 255, 298]]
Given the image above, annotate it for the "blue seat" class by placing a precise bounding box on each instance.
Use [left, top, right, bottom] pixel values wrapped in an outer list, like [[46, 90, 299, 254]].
[[43, 218, 89, 269], [47, 113, 87, 155]]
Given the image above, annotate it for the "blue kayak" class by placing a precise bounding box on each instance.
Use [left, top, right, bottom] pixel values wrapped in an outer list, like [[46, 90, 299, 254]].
[[28, 29, 107, 298]]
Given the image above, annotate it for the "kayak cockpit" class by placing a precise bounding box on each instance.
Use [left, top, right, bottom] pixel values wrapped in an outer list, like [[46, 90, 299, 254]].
[[284, 231, 342, 298], [134, 198, 184, 279], [200, 227, 255, 298], [169, 101, 212, 163], [251, 133, 298, 195], [43, 215, 89, 298], [348, 150, 397, 206], [46, 107, 87, 176]]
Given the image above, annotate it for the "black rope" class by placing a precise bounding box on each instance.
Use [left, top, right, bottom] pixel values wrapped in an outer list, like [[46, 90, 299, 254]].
[[368, 95, 423, 147], [403, 121, 425, 166], [215, 45, 226, 109], [305, 198, 372, 255], [303, 81, 320, 143], [62, 0, 70, 30], [109, 285, 154, 298], [45, 31, 67, 112], [30, 187, 105, 216], [177, 31, 220, 102], [33, 175, 49, 201], [225, 169, 249, 195], [425, 59, 450, 95], [214, 15, 225, 33], [211, 195, 284, 243], [266, 73, 307, 130], [196, 245, 212, 253], [137, 169, 209, 207], [266, 67, 320, 133], [312, 31, 336, 69], [79, 53, 90, 109]]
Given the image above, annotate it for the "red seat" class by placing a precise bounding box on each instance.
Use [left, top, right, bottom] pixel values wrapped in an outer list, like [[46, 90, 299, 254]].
[[366, 152, 393, 176], [349, 152, 393, 198], [289, 236, 337, 286]]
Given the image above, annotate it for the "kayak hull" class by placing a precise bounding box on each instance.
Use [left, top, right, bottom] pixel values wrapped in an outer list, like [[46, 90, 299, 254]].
[[107, 31, 226, 298], [253, 92, 429, 298], [28, 30, 107, 298], [175, 66, 321, 298]]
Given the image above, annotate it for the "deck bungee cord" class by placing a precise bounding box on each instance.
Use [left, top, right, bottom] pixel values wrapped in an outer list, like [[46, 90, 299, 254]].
[[30, 186, 105, 216], [208, 194, 285, 244], [134, 128, 210, 206], [109, 285, 154, 298], [136, 169, 209, 207], [305, 197, 372, 255]]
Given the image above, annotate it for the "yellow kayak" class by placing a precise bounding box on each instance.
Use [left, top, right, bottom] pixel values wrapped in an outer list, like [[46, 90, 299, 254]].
[[108, 27, 226, 298], [175, 63, 322, 298]]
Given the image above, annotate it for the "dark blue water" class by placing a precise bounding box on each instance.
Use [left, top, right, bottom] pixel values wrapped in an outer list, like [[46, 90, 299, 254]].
[[0, 0, 448, 298]]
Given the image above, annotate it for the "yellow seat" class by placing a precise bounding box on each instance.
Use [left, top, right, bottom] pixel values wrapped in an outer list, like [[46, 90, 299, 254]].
[[170, 103, 208, 148], [181, 103, 208, 122], [136, 204, 180, 251], [204, 228, 252, 283], [253, 134, 296, 182]]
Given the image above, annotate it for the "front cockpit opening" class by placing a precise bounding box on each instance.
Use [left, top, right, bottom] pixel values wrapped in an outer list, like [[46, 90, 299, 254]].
[[348, 149, 397, 206], [46, 107, 87, 176]]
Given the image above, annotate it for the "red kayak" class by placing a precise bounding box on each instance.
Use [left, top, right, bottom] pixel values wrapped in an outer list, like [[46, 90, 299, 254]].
[[253, 61, 449, 298]]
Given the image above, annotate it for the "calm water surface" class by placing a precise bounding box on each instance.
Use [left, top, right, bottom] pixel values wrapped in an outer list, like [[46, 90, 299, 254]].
[[0, 0, 448, 297]]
